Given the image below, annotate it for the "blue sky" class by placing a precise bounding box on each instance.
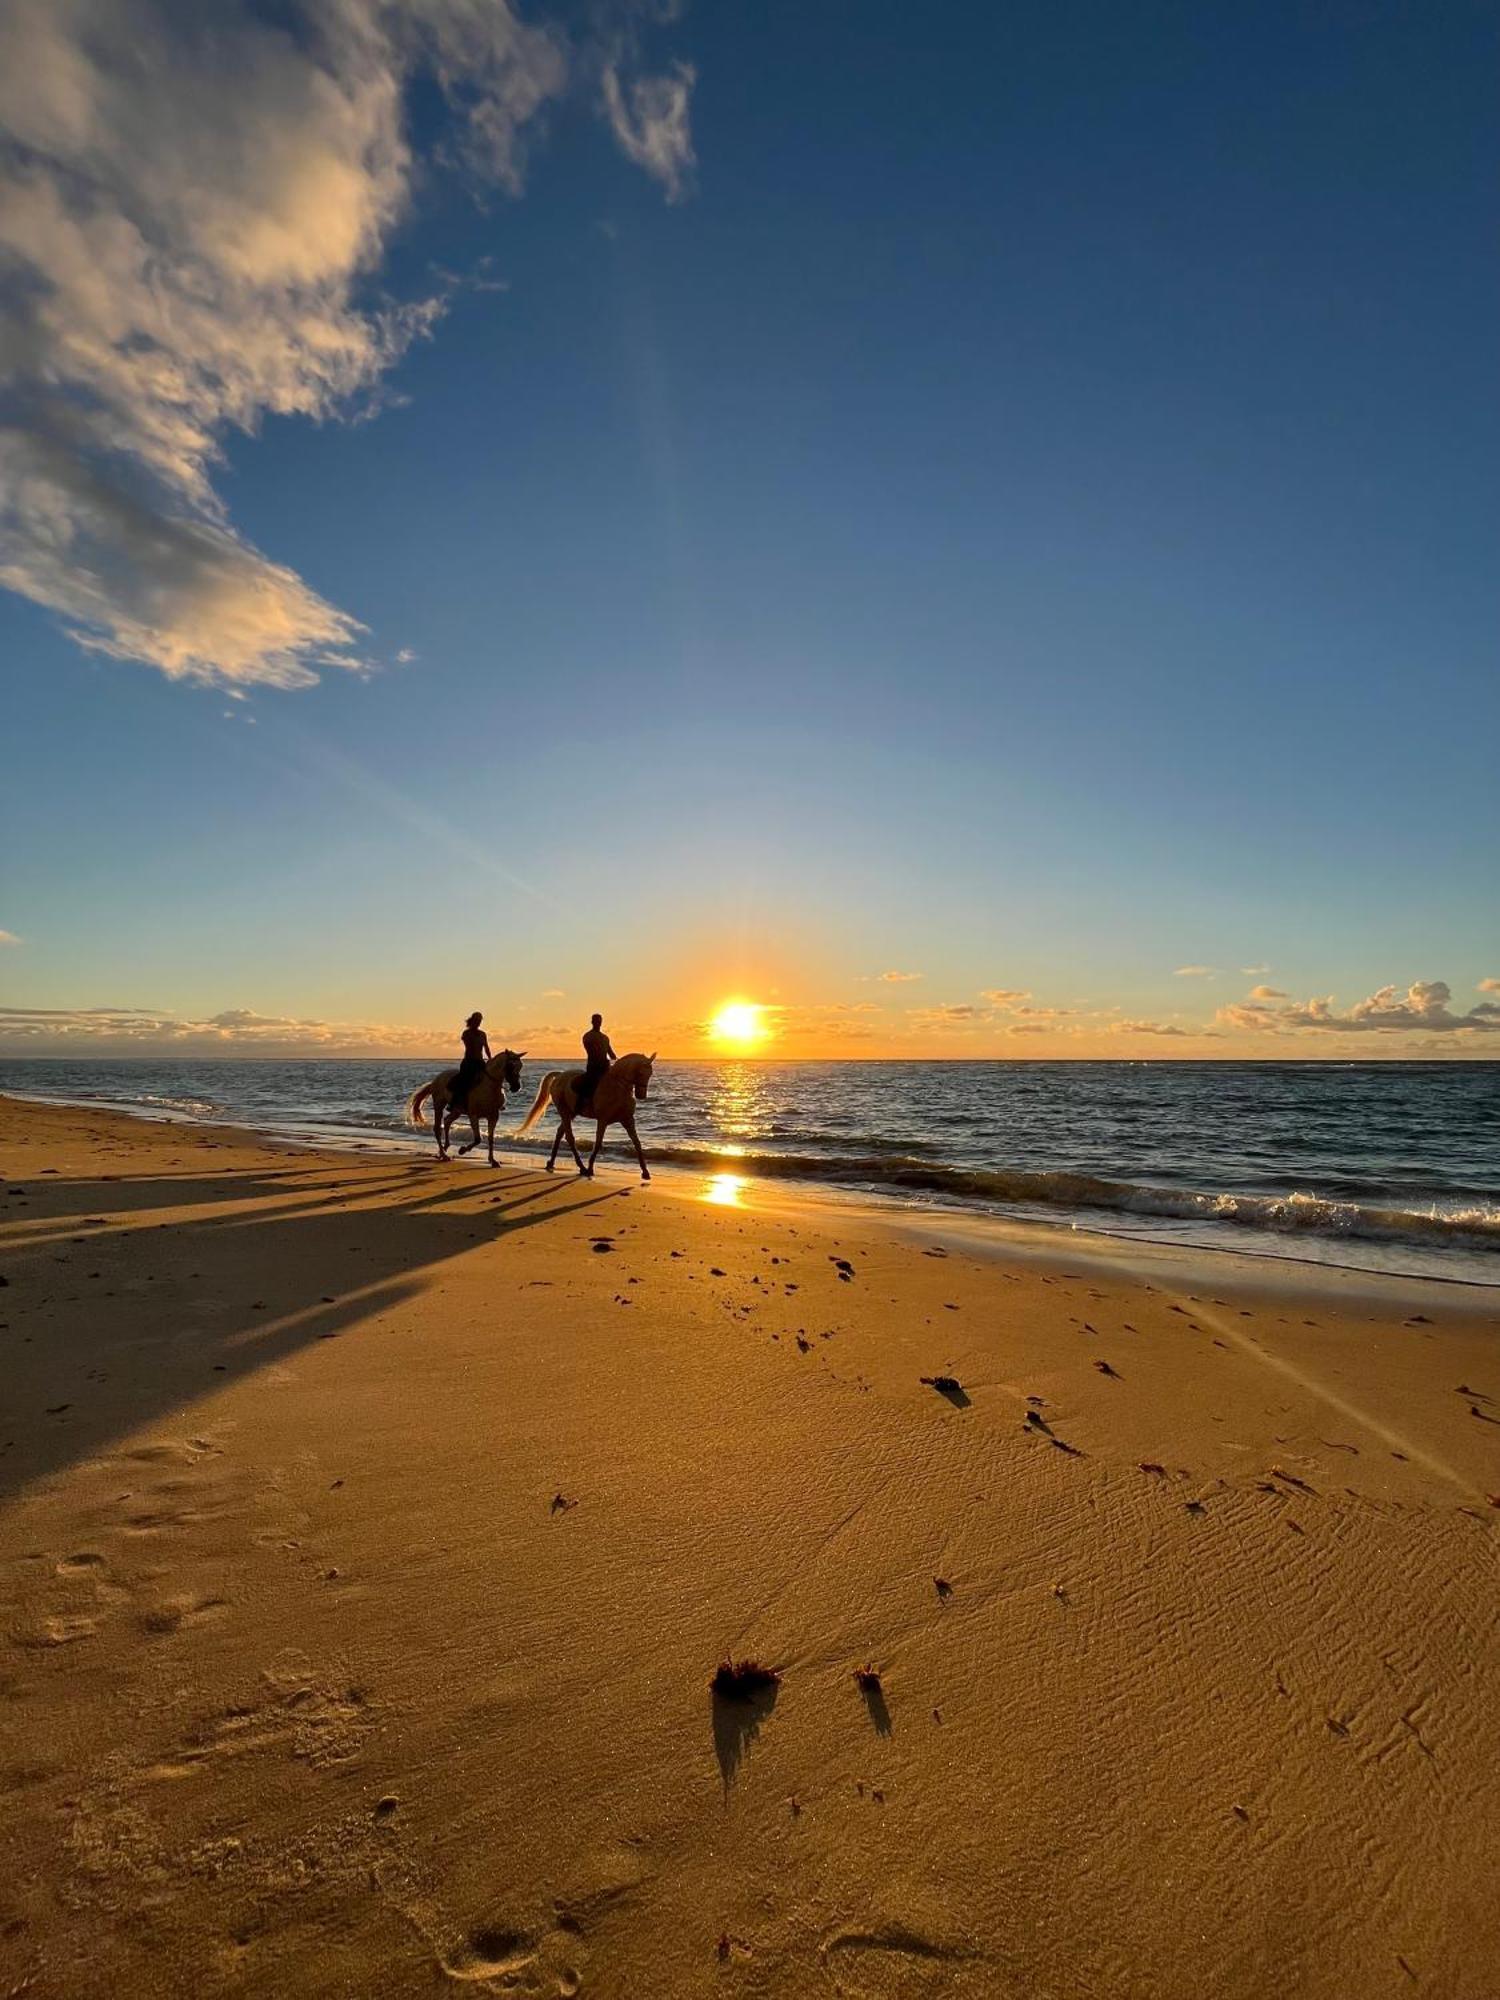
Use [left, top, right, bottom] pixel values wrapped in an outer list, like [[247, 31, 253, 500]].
[[2, 0, 1496, 1057]]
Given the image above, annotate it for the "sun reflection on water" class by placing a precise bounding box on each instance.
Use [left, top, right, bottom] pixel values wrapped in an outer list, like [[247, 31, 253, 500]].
[[704, 1172, 746, 1207]]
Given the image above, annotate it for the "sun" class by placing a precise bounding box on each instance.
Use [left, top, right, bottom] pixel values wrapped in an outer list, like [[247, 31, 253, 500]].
[[708, 1000, 768, 1051]]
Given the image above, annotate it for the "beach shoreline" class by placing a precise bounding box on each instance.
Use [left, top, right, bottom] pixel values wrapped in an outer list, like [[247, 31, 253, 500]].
[[4, 1076, 1497, 1294], [3, 1096, 1498, 1997]]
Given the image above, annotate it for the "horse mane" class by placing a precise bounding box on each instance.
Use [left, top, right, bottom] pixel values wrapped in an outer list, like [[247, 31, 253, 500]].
[[612, 1052, 653, 1078]]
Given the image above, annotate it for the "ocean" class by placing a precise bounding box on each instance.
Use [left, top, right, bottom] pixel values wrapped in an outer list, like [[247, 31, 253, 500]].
[[2, 1058, 1498, 1285]]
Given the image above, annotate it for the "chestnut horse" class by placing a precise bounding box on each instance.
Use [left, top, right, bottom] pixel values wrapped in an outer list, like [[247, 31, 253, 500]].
[[515, 1052, 656, 1180], [409, 1049, 525, 1167]]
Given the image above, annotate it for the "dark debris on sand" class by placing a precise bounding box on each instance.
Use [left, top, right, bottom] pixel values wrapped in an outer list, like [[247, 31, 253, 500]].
[[711, 1659, 781, 1701]]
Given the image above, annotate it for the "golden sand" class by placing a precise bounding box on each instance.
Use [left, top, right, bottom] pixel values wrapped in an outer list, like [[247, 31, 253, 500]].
[[2, 1098, 1497, 1996]]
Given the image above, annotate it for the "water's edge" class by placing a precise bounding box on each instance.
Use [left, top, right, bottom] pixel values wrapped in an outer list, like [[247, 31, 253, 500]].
[[5, 1081, 1498, 1292]]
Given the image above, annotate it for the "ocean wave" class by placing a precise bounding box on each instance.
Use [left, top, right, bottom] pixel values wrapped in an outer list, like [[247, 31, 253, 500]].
[[622, 1143, 1500, 1253]]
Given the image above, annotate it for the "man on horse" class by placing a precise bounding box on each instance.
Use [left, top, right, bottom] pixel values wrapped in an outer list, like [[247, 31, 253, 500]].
[[576, 1012, 615, 1111]]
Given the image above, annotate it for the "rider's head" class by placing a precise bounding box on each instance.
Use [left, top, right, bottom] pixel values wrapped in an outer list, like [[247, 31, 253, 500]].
[[467, 1011, 482, 1027], [591, 1013, 602, 1028]]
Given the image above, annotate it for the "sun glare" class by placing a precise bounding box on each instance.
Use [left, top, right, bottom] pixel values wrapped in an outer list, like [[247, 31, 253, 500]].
[[709, 1000, 768, 1050]]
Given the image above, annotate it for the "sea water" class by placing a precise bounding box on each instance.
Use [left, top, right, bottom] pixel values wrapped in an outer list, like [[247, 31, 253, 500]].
[[2, 1058, 1497, 1285]]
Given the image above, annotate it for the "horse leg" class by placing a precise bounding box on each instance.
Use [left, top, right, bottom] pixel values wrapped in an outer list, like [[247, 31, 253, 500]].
[[435, 1088, 450, 1158], [624, 1115, 651, 1182], [546, 1110, 563, 1172], [486, 1113, 498, 1168], [457, 1105, 479, 1156], [563, 1112, 590, 1176], [586, 1116, 609, 1176]]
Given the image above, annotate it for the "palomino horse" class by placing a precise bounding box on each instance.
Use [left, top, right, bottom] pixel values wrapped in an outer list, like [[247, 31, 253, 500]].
[[515, 1053, 656, 1180], [409, 1049, 525, 1167]]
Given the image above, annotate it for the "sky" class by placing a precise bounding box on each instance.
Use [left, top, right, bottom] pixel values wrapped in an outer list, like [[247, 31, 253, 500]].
[[1, 0, 1497, 1061]]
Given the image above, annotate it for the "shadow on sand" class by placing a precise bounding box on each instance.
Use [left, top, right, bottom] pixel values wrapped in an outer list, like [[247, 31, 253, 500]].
[[0, 1149, 627, 1504], [711, 1678, 780, 1797]]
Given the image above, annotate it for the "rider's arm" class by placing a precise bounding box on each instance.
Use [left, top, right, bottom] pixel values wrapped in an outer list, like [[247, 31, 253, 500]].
[[480, 1034, 492, 1059], [604, 1038, 617, 1061]]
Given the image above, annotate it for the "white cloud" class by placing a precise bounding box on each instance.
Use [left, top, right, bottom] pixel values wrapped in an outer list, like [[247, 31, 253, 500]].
[[1111, 1019, 1195, 1038], [1248, 984, 1288, 1001], [1240, 964, 1270, 977], [1218, 979, 1500, 1036], [541, 988, 565, 998], [979, 988, 1030, 1006], [1173, 965, 1216, 978], [601, 59, 696, 202], [1480, 978, 1500, 995], [0, 930, 18, 946], [0, 0, 692, 690], [877, 970, 923, 984], [0, 1002, 438, 1052]]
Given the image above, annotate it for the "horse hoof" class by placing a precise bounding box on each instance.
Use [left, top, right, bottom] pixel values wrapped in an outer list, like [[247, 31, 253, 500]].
[[641, 1170, 651, 1182]]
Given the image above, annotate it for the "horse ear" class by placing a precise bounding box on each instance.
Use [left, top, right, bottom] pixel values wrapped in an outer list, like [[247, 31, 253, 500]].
[[516, 1049, 527, 1058], [648, 1051, 658, 1064]]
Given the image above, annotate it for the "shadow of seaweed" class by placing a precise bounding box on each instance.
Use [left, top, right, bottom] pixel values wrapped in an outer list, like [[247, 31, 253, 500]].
[[858, 1678, 892, 1737], [711, 1680, 779, 1797]]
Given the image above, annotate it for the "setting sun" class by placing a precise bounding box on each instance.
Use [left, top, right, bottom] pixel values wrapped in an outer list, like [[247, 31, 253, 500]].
[[708, 1001, 768, 1050]]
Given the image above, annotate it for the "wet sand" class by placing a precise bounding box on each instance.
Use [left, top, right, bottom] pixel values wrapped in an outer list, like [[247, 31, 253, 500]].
[[2, 1096, 1498, 1997]]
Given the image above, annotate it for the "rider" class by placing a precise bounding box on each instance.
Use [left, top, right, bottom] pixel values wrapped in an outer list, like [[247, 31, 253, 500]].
[[576, 1012, 615, 1111], [451, 1011, 491, 1113]]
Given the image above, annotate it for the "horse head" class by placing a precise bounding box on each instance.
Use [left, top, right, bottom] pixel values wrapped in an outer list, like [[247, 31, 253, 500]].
[[486, 1049, 525, 1096], [634, 1052, 657, 1100]]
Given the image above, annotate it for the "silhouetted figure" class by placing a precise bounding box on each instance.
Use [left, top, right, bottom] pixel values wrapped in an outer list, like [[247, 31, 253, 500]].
[[450, 1011, 491, 1113], [576, 1012, 615, 1110]]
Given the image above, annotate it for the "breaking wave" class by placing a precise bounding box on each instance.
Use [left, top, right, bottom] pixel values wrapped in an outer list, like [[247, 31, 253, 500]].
[[630, 1143, 1500, 1254]]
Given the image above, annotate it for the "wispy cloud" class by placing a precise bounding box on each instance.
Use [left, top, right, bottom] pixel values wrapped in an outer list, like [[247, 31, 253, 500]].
[[979, 988, 1030, 1006], [0, 1003, 438, 1053], [1111, 1018, 1197, 1038], [1173, 965, 1217, 978], [907, 1004, 989, 1027], [1480, 978, 1500, 995], [1218, 979, 1500, 1036], [1248, 984, 1288, 1001], [0, 0, 693, 691], [601, 59, 696, 202], [1241, 964, 1270, 977], [0, 930, 18, 946], [877, 970, 923, 984], [0, 1002, 578, 1056]]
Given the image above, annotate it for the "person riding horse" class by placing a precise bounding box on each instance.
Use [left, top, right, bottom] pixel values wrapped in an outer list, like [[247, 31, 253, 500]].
[[451, 1012, 491, 1113], [576, 1013, 614, 1111]]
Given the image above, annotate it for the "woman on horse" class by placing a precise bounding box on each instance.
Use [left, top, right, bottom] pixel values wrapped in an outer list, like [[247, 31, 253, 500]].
[[452, 1012, 491, 1111]]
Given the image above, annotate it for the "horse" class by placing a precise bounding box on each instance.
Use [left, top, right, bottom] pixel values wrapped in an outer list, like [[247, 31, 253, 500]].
[[408, 1049, 525, 1167], [515, 1053, 656, 1180]]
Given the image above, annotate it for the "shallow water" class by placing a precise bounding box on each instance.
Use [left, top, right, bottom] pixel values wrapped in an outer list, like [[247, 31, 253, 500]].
[[3, 1058, 1498, 1285]]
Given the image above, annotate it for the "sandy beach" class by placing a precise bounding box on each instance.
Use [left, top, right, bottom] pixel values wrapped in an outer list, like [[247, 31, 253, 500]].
[[2, 1095, 1498, 1998]]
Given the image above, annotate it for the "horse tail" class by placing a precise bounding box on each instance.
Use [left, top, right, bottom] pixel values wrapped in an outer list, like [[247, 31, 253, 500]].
[[409, 1082, 434, 1128], [517, 1072, 560, 1136]]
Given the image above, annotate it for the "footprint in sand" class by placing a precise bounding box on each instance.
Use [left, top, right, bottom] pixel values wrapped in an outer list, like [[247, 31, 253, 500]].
[[18, 1614, 98, 1647], [55, 1551, 107, 1576], [440, 1924, 539, 1982]]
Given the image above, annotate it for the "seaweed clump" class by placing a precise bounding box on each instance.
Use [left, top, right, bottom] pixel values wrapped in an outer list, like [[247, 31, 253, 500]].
[[711, 1658, 781, 1702]]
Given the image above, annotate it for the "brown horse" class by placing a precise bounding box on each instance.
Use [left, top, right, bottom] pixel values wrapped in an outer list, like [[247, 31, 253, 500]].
[[515, 1052, 656, 1180], [409, 1049, 525, 1167]]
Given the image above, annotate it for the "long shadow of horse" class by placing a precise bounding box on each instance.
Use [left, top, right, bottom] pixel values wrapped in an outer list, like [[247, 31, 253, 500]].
[[0, 1152, 626, 1505]]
